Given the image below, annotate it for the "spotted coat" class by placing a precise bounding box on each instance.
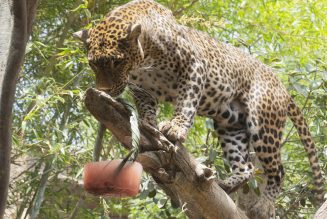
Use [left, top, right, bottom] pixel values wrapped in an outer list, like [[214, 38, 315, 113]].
[[74, 0, 325, 217]]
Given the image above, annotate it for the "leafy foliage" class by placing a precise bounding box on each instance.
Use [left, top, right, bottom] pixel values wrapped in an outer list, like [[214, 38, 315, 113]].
[[9, 0, 326, 218]]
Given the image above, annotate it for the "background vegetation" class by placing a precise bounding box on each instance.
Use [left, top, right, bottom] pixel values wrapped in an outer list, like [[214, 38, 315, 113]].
[[8, 0, 326, 218]]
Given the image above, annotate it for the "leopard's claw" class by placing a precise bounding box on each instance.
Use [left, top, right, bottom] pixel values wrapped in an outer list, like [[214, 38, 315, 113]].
[[159, 120, 187, 143]]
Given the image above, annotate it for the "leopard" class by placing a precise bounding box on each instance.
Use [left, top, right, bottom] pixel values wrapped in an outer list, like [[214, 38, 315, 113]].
[[74, 0, 325, 217]]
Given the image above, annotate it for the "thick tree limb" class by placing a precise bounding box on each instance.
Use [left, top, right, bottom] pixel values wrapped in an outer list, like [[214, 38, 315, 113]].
[[84, 88, 248, 219], [0, 0, 37, 218]]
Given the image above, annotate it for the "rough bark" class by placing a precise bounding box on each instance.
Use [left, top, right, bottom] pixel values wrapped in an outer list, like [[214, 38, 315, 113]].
[[84, 88, 248, 219], [0, 0, 37, 218]]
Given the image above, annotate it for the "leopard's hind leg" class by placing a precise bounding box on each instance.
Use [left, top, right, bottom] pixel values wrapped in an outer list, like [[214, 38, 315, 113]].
[[247, 108, 287, 201], [214, 102, 254, 193], [215, 126, 254, 193], [244, 98, 288, 219]]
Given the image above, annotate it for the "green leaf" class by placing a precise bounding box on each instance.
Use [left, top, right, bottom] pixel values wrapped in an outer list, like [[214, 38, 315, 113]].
[[223, 159, 231, 173], [139, 189, 150, 200], [64, 61, 73, 69], [205, 118, 214, 130], [158, 198, 167, 208], [254, 187, 261, 196], [71, 4, 87, 12], [148, 189, 156, 198], [25, 42, 33, 54], [84, 9, 92, 18], [242, 183, 250, 194], [249, 178, 258, 190], [209, 148, 217, 162], [300, 198, 306, 207], [75, 167, 84, 179]]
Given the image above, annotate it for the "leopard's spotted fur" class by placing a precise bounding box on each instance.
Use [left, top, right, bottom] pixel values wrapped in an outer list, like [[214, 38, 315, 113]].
[[74, 0, 325, 217]]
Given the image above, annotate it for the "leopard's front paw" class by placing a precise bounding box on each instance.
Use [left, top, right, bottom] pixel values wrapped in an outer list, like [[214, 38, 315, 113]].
[[159, 120, 187, 143]]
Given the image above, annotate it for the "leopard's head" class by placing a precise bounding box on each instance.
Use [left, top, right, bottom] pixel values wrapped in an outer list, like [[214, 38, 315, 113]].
[[74, 18, 143, 96]]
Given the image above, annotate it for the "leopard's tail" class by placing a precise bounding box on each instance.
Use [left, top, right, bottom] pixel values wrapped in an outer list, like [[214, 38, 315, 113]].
[[287, 100, 325, 205]]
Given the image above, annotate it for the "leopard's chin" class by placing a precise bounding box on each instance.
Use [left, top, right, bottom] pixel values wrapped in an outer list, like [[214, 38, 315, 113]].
[[104, 83, 127, 97]]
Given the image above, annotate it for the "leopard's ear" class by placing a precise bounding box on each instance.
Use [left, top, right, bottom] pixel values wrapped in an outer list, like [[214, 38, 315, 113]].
[[126, 24, 144, 60], [73, 29, 89, 44], [127, 24, 142, 41]]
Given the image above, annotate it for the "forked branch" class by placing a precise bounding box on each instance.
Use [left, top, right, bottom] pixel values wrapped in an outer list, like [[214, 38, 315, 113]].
[[84, 88, 248, 219]]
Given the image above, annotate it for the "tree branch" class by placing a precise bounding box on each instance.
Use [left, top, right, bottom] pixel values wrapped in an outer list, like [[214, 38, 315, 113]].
[[84, 88, 248, 219], [93, 123, 106, 162], [0, 0, 37, 218]]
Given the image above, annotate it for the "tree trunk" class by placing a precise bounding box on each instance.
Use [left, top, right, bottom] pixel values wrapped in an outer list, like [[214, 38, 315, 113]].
[[84, 88, 249, 219], [0, 0, 37, 218]]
